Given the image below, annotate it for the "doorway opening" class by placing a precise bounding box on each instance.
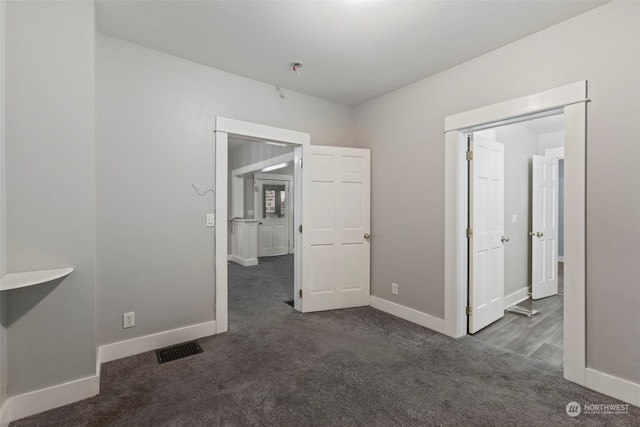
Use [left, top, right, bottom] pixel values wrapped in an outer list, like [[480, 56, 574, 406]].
[[214, 117, 309, 334], [215, 118, 372, 332], [227, 138, 297, 321], [466, 113, 566, 368], [443, 81, 587, 386]]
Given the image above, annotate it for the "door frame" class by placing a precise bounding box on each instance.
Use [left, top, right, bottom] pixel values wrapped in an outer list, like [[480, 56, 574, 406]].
[[254, 173, 294, 255], [214, 117, 310, 333], [443, 81, 588, 386]]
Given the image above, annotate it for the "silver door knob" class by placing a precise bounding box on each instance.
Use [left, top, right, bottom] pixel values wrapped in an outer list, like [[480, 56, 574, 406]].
[[536, 232, 544, 237], [501, 236, 509, 243], [364, 233, 371, 240]]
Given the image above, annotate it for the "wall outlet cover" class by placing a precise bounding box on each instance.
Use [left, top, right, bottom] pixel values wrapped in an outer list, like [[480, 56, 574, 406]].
[[123, 311, 135, 328]]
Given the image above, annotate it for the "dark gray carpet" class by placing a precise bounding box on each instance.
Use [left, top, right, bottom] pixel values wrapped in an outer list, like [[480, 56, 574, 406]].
[[12, 255, 639, 426]]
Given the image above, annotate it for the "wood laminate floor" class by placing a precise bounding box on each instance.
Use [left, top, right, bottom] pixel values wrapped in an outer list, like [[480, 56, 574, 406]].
[[471, 263, 564, 367]]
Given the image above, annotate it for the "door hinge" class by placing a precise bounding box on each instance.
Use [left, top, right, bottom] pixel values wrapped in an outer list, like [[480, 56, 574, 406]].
[[298, 224, 302, 233], [298, 289, 302, 298], [466, 306, 472, 316], [299, 158, 303, 168], [466, 228, 473, 238], [466, 150, 473, 161]]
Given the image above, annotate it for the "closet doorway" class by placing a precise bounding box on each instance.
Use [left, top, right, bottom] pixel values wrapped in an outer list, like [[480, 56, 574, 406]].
[[443, 80, 587, 386], [467, 114, 566, 367]]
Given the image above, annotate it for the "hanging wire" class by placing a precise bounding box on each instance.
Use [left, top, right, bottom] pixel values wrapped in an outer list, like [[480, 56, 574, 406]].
[[192, 184, 215, 197]]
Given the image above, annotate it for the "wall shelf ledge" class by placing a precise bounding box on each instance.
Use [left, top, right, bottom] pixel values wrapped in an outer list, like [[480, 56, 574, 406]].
[[0, 268, 74, 291]]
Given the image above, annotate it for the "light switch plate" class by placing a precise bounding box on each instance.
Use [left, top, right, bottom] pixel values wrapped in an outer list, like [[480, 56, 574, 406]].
[[512, 214, 517, 224], [206, 213, 215, 227]]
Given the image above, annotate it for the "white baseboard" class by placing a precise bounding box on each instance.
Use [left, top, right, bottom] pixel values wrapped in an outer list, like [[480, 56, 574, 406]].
[[100, 320, 217, 364], [229, 255, 258, 267], [503, 287, 530, 309], [4, 320, 218, 423], [5, 373, 99, 423], [370, 296, 447, 335], [585, 368, 640, 408], [0, 399, 9, 427]]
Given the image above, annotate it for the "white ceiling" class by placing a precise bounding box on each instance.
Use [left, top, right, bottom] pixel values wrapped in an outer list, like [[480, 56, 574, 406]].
[[517, 113, 564, 135], [96, 0, 607, 107]]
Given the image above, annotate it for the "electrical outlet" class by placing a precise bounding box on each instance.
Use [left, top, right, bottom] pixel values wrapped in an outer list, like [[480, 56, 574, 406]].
[[391, 283, 398, 295], [123, 311, 135, 329], [206, 213, 215, 227]]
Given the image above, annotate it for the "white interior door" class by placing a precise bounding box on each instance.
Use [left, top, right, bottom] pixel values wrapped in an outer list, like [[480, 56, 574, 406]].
[[531, 155, 559, 299], [469, 134, 505, 334], [257, 179, 289, 257], [300, 145, 370, 313]]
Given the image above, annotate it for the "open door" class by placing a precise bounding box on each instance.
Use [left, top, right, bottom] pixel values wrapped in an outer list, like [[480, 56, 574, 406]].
[[531, 155, 559, 299], [468, 133, 505, 334], [300, 145, 370, 313]]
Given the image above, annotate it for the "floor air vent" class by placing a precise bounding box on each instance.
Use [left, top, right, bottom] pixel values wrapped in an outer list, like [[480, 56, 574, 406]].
[[156, 341, 203, 364]]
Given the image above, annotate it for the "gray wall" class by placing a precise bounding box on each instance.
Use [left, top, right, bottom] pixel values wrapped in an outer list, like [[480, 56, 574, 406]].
[[493, 125, 540, 298], [354, 1, 640, 383], [96, 35, 353, 346], [5, 1, 96, 395], [539, 130, 565, 152]]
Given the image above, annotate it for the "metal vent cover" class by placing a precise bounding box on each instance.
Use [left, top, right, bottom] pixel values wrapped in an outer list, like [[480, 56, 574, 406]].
[[156, 341, 203, 364]]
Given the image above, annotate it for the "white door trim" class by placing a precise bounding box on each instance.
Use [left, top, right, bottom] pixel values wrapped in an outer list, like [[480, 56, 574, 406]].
[[444, 81, 588, 387], [214, 117, 309, 333]]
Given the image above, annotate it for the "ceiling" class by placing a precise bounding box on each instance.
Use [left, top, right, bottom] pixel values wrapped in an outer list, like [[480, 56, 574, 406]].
[[96, 0, 607, 107], [517, 113, 564, 135]]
